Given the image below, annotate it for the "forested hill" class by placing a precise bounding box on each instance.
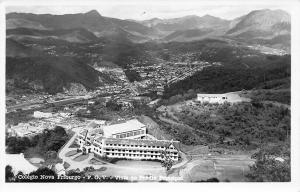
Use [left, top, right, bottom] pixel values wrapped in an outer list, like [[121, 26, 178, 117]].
[[6, 56, 115, 94], [162, 54, 290, 99]]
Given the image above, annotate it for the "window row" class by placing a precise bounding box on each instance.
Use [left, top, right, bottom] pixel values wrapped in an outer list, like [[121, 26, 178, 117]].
[[105, 143, 165, 149], [115, 129, 145, 139], [107, 153, 161, 158], [105, 149, 162, 154]]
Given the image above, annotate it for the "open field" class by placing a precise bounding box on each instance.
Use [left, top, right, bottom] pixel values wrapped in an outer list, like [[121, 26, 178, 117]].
[[115, 160, 162, 168], [169, 154, 254, 182], [73, 154, 89, 162], [65, 150, 79, 157], [240, 89, 290, 105], [89, 158, 106, 165], [88, 163, 167, 181]]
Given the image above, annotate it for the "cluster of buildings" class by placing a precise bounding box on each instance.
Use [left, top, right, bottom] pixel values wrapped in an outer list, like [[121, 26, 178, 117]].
[[7, 111, 76, 137], [76, 119, 180, 161], [7, 121, 56, 137], [129, 61, 208, 86]]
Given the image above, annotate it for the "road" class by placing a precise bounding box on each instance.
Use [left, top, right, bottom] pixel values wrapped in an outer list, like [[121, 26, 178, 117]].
[[6, 96, 91, 113]]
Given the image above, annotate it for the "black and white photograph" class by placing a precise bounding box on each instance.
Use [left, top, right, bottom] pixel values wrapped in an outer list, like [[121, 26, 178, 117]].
[[1, 0, 300, 189]]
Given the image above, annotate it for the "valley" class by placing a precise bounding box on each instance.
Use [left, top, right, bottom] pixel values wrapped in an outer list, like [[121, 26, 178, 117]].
[[5, 7, 291, 183]]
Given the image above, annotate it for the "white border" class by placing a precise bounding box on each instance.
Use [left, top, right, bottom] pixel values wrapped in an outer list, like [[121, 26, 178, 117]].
[[0, 0, 299, 192]]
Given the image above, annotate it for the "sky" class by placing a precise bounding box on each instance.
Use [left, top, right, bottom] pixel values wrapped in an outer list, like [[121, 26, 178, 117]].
[[5, 1, 292, 21]]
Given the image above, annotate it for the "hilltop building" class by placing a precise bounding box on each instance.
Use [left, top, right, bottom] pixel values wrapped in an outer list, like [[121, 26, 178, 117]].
[[33, 111, 53, 118], [76, 119, 179, 161], [196, 92, 249, 104], [197, 94, 229, 104]]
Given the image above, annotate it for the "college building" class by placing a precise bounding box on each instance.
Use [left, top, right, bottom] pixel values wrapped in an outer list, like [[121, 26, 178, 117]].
[[76, 119, 180, 161]]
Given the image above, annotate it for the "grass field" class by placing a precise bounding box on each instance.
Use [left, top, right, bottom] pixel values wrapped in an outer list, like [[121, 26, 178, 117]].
[[89, 158, 106, 165], [65, 150, 79, 157], [182, 156, 254, 182], [73, 154, 89, 162]]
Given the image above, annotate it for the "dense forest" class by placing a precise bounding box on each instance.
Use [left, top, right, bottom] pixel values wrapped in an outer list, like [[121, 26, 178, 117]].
[[172, 102, 290, 149], [124, 69, 142, 82], [6, 56, 103, 94]]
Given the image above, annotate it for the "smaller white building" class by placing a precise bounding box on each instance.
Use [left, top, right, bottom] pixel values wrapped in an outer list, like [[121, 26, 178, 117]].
[[197, 94, 228, 104], [33, 111, 53, 118], [197, 92, 249, 104]]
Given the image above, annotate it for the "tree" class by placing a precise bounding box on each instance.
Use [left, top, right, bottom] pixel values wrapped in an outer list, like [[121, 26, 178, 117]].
[[246, 143, 290, 182], [106, 100, 122, 111], [5, 165, 15, 182], [160, 146, 174, 171], [196, 178, 219, 182]]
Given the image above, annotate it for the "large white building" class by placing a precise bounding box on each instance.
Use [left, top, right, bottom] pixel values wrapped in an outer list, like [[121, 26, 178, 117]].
[[76, 119, 179, 161]]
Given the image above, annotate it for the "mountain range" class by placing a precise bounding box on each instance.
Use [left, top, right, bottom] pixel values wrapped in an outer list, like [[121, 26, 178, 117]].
[[7, 9, 290, 47]]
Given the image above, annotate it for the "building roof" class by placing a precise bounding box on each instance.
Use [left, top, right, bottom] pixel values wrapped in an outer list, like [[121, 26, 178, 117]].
[[197, 94, 226, 97], [79, 130, 88, 136], [6, 153, 38, 174], [102, 119, 146, 136], [87, 121, 98, 129]]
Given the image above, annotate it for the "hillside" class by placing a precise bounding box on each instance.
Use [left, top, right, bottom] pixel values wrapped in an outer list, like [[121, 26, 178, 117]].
[[227, 9, 290, 50], [6, 10, 156, 42], [162, 54, 290, 99], [163, 28, 213, 42], [6, 56, 114, 94], [227, 9, 290, 36], [146, 15, 229, 32], [6, 38, 43, 57], [7, 28, 99, 43]]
